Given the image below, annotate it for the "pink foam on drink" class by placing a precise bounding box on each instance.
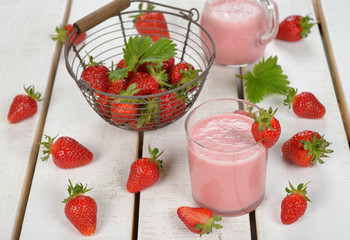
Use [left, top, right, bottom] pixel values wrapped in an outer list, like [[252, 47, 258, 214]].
[[200, 0, 269, 66], [187, 113, 267, 213]]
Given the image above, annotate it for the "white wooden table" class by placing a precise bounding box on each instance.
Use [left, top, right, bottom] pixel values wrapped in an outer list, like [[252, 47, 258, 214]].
[[1, 0, 349, 239]]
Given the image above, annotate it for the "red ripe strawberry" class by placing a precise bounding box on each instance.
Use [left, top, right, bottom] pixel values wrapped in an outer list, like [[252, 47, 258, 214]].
[[276, 15, 315, 42], [97, 94, 112, 117], [251, 107, 281, 148], [97, 79, 126, 117], [170, 62, 199, 89], [111, 101, 139, 125], [110, 83, 140, 125], [281, 181, 311, 224], [40, 135, 93, 169], [284, 88, 325, 119], [150, 89, 180, 120], [81, 56, 110, 93], [126, 145, 163, 193], [133, 3, 170, 42], [126, 72, 159, 96], [177, 206, 223, 236], [107, 79, 125, 94], [63, 180, 97, 236], [281, 130, 333, 167], [51, 24, 86, 45], [8, 85, 42, 124]]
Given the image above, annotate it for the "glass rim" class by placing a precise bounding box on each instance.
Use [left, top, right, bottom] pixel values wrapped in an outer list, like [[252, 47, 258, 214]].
[[184, 98, 264, 153]]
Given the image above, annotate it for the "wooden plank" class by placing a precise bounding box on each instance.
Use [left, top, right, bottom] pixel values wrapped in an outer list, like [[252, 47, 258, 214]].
[[0, 0, 69, 239], [316, 0, 350, 141], [20, 0, 137, 239], [242, 0, 350, 239], [137, 1, 251, 237]]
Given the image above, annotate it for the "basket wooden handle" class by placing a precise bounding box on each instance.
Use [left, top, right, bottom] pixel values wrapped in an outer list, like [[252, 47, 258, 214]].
[[73, 0, 130, 34]]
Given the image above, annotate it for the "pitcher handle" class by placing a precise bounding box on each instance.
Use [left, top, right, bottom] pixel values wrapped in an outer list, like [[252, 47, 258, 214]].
[[259, 0, 279, 45]]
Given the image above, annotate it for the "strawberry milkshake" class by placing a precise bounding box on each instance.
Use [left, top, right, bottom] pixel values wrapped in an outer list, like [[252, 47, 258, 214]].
[[200, 0, 278, 66], [185, 99, 267, 216]]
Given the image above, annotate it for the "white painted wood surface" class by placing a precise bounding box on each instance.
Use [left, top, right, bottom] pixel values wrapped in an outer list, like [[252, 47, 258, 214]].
[[0, 0, 68, 239], [20, 0, 137, 239], [1, 0, 349, 239], [244, 0, 350, 239], [318, 0, 350, 140]]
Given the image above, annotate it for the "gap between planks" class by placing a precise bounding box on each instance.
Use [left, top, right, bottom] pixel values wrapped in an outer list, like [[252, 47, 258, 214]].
[[11, 0, 73, 239], [313, 0, 350, 142]]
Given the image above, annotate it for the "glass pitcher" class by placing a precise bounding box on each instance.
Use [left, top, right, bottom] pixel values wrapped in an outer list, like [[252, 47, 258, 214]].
[[200, 0, 279, 66]]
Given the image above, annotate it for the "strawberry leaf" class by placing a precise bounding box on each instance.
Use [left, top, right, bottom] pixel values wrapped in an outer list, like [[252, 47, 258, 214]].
[[241, 56, 290, 103], [109, 36, 177, 81], [139, 37, 177, 64]]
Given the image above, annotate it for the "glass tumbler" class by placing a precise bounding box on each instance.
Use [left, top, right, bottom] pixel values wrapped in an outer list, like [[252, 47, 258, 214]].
[[185, 98, 268, 216]]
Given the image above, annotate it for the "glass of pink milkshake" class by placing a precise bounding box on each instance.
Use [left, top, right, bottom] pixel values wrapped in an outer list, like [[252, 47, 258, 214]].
[[185, 98, 268, 216], [200, 0, 279, 66]]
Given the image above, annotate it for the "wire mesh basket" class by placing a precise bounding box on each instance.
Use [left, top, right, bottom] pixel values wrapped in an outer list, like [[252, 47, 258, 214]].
[[65, 0, 215, 131]]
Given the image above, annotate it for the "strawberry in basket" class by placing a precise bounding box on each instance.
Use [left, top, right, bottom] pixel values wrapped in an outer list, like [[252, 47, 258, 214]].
[[81, 55, 110, 93], [132, 3, 170, 42]]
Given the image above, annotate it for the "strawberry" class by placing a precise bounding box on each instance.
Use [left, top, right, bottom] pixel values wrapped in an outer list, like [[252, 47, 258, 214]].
[[111, 101, 139, 125], [251, 107, 281, 148], [63, 180, 97, 236], [126, 72, 159, 96], [97, 94, 112, 117], [8, 85, 42, 124], [40, 135, 93, 169], [132, 3, 170, 42], [51, 24, 86, 45], [110, 83, 140, 125], [81, 55, 110, 93], [281, 130, 333, 167], [284, 88, 325, 119], [276, 15, 315, 42], [107, 78, 126, 94], [177, 206, 223, 236], [126, 145, 163, 193], [281, 181, 310, 224], [170, 62, 199, 88], [97, 79, 127, 117]]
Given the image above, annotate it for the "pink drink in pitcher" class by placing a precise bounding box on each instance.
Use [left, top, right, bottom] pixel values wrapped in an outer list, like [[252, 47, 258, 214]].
[[200, 0, 278, 66], [185, 99, 268, 216]]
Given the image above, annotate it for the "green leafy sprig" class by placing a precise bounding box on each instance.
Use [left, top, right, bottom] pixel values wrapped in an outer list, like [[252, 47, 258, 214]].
[[238, 56, 290, 104], [109, 36, 177, 80]]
